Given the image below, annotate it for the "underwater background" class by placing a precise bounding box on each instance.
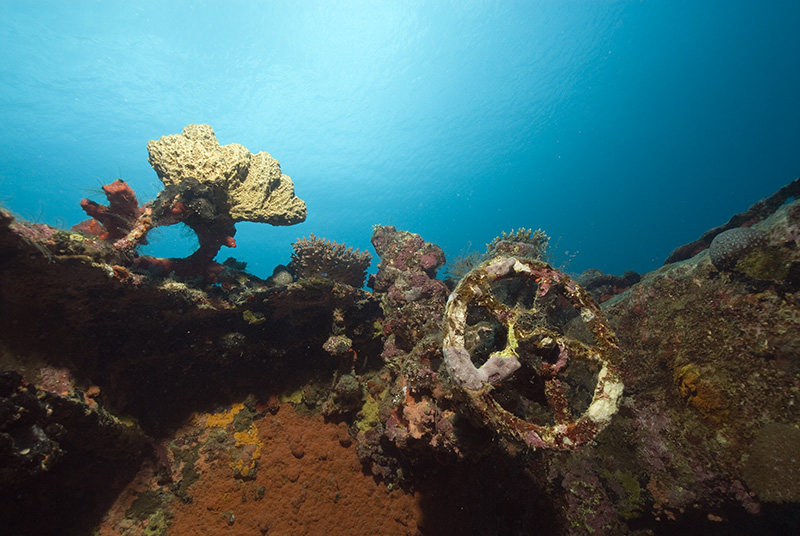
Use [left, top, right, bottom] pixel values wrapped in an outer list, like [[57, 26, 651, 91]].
[[1, 0, 798, 279]]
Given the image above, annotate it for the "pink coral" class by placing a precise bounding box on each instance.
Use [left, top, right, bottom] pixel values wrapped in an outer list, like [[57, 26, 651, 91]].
[[75, 179, 144, 241]]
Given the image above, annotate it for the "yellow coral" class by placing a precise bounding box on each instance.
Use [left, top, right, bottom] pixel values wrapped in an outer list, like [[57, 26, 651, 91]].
[[674, 364, 727, 420], [231, 423, 262, 478], [242, 310, 266, 325], [147, 124, 307, 225], [278, 387, 304, 404], [372, 319, 384, 339], [233, 423, 259, 445], [203, 402, 245, 427]]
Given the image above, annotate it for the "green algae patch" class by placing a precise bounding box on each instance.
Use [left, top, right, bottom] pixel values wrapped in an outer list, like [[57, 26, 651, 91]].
[[603, 469, 643, 519], [355, 393, 382, 433], [171, 446, 201, 499], [125, 489, 173, 522], [242, 309, 266, 325], [143, 510, 172, 536], [736, 246, 790, 281], [278, 387, 304, 404]]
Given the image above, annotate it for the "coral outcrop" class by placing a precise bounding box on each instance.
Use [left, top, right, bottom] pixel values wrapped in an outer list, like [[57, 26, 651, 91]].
[[369, 225, 449, 352], [664, 176, 800, 264], [708, 227, 768, 270], [357, 226, 465, 481]]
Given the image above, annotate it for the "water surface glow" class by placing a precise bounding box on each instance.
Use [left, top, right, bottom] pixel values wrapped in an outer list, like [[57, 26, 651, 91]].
[[1, 1, 798, 277]]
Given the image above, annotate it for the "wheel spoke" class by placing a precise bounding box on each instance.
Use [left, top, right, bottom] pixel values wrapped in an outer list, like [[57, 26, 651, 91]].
[[475, 290, 513, 323], [544, 379, 572, 425], [560, 338, 605, 365]]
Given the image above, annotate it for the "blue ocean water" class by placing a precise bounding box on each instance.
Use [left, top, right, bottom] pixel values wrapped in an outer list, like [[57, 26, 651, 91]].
[[1, 0, 798, 279]]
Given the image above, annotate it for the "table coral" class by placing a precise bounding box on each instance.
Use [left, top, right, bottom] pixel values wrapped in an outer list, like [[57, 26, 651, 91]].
[[147, 123, 306, 225], [75, 124, 308, 280]]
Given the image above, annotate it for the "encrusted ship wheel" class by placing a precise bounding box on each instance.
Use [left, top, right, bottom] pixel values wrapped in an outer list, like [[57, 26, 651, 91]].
[[443, 256, 624, 450]]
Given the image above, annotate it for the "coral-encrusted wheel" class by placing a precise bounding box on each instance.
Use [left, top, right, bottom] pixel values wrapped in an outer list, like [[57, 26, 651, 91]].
[[443, 256, 624, 450]]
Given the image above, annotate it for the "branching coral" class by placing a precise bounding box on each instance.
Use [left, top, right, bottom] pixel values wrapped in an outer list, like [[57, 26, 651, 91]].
[[486, 227, 550, 260], [289, 234, 372, 288], [445, 227, 550, 285], [74, 179, 144, 241]]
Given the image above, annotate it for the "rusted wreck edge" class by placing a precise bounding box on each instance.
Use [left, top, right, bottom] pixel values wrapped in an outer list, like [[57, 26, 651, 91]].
[[664, 176, 800, 265]]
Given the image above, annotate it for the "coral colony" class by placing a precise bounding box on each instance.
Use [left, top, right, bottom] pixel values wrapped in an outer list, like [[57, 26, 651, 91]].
[[1, 125, 800, 535], [75, 124, 307, 281]]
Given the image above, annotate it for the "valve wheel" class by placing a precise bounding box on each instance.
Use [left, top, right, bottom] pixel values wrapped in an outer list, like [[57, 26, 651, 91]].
[[443, 256, 624, 449]]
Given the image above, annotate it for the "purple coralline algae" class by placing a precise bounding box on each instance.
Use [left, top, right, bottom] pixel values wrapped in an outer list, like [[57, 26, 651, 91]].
[[357, 226, 464, 480]]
